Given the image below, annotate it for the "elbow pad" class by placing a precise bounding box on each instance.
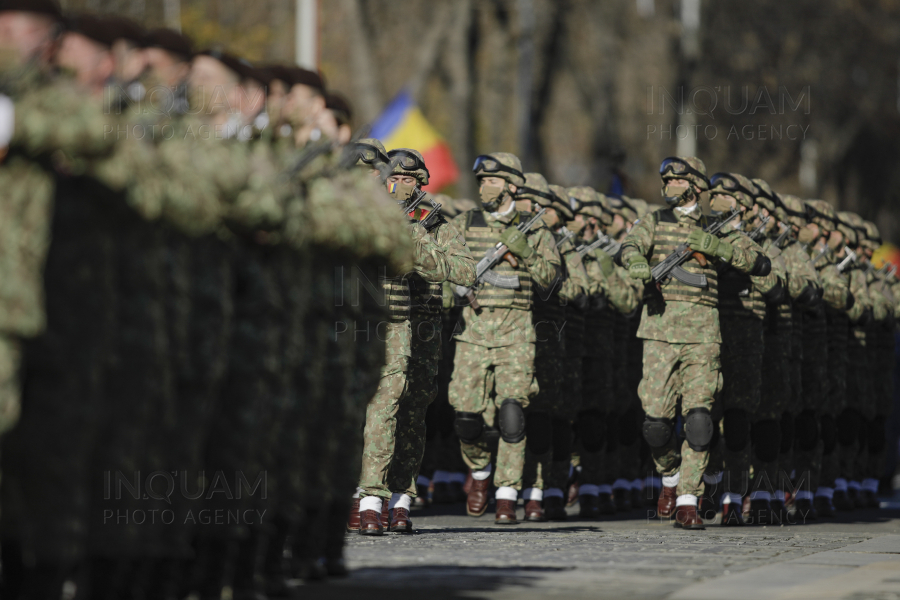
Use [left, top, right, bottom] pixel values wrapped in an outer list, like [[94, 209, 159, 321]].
[[572, 294, 590, 311], [590, 294, 608, 311], [750, 254, 772, 277], [845, 291, 855, 312], [794, 284, 821, 309], [761, 280, 785, 305]]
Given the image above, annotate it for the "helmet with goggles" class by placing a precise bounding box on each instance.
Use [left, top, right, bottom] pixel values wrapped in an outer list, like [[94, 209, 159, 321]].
[[517, 173, 556, 208], [352, 138, 390, 170], [659, 156, 709, 191], [709, 172, 756, 210], [388, 148, 430, 186], [547, 184, 574, 221], [569, 186, 613, 227], [473, 153, 525, 187]]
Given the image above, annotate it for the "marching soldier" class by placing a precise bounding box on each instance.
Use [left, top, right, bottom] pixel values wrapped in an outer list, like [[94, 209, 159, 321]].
[[621, 157, 768, 530], [449, 153, 560, 525]]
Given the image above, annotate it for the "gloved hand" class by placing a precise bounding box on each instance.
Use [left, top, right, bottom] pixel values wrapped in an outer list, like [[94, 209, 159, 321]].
[[627, 255, 651, 281], [410, 220, 429, 242], [593, 249, 615, 277], [500, 226, 534, 259], [687, 230, 734, 261]]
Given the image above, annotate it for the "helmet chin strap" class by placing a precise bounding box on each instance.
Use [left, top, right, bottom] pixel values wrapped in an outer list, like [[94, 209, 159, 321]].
[[664, 186, 696, 207]]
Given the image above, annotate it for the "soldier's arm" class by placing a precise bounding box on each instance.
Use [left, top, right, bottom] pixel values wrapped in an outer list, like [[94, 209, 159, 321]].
[[559, 246, 589, 301], [620, 215, 655, 267], [524, 227, 563, 289], [819, 264, 852, 311], [604, 264, 643, 315], [413, 219, 476, 287], [846, 268, 870, 322], [721, 231, 765, 275]]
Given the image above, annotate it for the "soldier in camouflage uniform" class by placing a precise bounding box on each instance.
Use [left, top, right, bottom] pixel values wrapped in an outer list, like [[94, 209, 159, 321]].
[[701, 173, 784, 526], [356, 148, 475, 535], [514, 173, 562, 522], [449, 152, 561, 525], [621, 157, 767, 530]]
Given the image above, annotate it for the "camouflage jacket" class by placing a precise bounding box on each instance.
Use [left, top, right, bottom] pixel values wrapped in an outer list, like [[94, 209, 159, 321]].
[[621, 205, 759, 344]]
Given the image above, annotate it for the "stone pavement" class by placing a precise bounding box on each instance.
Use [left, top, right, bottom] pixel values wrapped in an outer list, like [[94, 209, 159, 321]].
[[299, 502, 900, 600]]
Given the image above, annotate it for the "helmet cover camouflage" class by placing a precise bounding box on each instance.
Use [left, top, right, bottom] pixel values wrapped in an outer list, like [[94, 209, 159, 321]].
[[473, 152, 525, 187], [709, 172, 756, 209], [659, 156, 709, 191], [517, 172, 555, 208], [388, 147, 429, 186], [548, 184, 574, 221], [805, 200, 835, 234], [569, 186, 612, 227]]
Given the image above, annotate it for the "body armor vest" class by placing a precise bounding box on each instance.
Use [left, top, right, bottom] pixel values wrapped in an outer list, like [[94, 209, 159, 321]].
[[646, 209, 718, 307], [409, 273, 443, 316], [383, 277, 410, 323], [464, 210, 534, 310]]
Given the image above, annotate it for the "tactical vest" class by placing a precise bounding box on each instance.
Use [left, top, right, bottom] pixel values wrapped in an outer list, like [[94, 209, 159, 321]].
[[646, 209, 718, 307], [383, 277, 410, 323], [718, 256, 766, 320], [409, 273, 443, 316], [463, 210, 534, 310]]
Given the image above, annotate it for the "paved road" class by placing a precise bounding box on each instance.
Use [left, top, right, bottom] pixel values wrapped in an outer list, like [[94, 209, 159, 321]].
[[299, 501, 900, 600]]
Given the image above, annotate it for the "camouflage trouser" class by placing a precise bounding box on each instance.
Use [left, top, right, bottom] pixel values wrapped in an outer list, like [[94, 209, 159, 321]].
[[751, 328, 792, 494], [358, 351, 409, 500], [711, 317, 763, 495], [388, 315, 441, 498], [449, 340, 537, 490], [842, 328, 870, 485], [638, 340, 721, 497], [0, 334, 21, 438], [795, 312, 827, 493]]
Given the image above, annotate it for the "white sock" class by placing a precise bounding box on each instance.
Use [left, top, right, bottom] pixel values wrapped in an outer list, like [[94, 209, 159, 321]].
[[472, 465, 492, 481], [495, 486, 517, 501], [417, 475, 431, 487], [794, 490, 814, 501], [352, 487, 363, 499], [676, 494, 698, 507], [450, 472, 468, 483], [433, 470, 452, 483], [631, 478, 644, 491], [702, 472, 723, 484], [863, 478, 879, 492], [721, 492, 742, 506], [388, 493, 412, 511], [815, 487, 834, 499], [661, 472, 680, 488], [774, 490, 786, 501], [522, 487, 543, 501], [848, 480, 862, 491], [579, 484, 600, 497], [359, 496, 383, 513], [544, 487, 565, 498], [749, 490, 771, 501], [834, 478, 848, 491], [613, 478, 630, 490], [645, 475, 661, 488], [597, 484, 613, 495]]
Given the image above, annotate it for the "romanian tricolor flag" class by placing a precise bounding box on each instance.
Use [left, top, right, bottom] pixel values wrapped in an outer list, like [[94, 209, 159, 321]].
[[872, 243, 900, 270], [369, 91, 459, 192]]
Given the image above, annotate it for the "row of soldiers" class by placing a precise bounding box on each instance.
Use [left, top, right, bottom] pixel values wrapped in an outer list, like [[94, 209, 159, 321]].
[[0, 2, 426, 599], [343, 147, 897, 533]]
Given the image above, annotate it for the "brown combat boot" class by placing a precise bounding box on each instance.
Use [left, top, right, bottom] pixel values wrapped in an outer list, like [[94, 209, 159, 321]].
[[745, 499, 774, 525], [524, 500, 546, 522], [721, 501, 745, 526], [813, 495, 835, 517], [578, 495, 599, 520], [793, 497, 817, 522], [495, 499, 518, 524], [358, 510, 383, 536], [597, 493, 617, 515], [466, 478, 491, 517], [389, 508, 413, 533], [381, 502, 391, 528], [674, 505, 705, 530], [613, 488, 632, 512], [657, 486, 677, 518], [347, 498, 360, 532], [544, 496, 568, 521]]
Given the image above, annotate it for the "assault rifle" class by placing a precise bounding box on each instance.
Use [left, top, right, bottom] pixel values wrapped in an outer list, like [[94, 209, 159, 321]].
[[555, 227, 575, 248], [836, 246, 858, 274], [649, 207, 740, 288], [577, 231, 619, 258], [455, 208, 547, 310], [810, 246, 828, 267], [746, 216, 771, 242], [403, 189, 443, 231], [773, 223, 791, 249]]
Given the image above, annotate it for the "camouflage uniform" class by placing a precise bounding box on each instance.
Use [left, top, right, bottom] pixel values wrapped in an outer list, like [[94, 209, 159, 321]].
[[621, 195, 762, 500], [449, 160, 560, 495]]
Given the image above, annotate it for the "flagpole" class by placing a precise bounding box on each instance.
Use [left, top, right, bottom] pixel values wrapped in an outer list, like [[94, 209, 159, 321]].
[[296, 0, 318, 69]]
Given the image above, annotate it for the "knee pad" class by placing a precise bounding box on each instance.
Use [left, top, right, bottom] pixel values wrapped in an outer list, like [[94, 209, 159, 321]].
[[683, 407, 714, 452], [868, 416, 887, 454], [551, 418, 572, 461], [525, 411, 552, 455], [723, 409, 750, 452], [575, 409, 605, 453], [751, 419, 781, 463], [779, 412, 794, 454], [642, 416, 674, 448], [453, 411, 484, 443], [819, 414, 837, 455], [498, 398, 526, 444], [794, 410, 819, 451], [618, 408, 641, 446], [836, 408, 860, 447]]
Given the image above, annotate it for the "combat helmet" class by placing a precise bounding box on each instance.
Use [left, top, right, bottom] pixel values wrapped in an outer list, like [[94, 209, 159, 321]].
[[472, 152, 525, 187], [547, 184, 574, 221], [517, 173, 556, 208], [569, 186, 613, 227], [659, 156, 709, 191], [862, 221, 882, 252], [836, 211, 860, 248], [709, 172, 756, 210], [751, 178, 777, 213], [804, 200, 836, 235], [351, 138, 390, 170], [388, 147, 429, 186]]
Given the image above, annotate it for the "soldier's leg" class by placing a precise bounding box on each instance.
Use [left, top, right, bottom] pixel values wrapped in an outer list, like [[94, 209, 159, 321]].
[[0, 334, 23, 596], [490, 342, 537, 511], [577, 354, 613, 517], [521, 355, 556, 512], [637, 340, 683, 481], [448, 341, 494, 474]]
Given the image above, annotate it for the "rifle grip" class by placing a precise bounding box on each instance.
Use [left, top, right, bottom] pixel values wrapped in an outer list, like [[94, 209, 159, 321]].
[[466, 291, 480, 310], [503, 252, 519, 268], [692, 251, 708, 267]]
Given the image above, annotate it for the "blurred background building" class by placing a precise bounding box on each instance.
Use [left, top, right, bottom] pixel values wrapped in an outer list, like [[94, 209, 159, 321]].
[[59, 0, 900, 247]]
